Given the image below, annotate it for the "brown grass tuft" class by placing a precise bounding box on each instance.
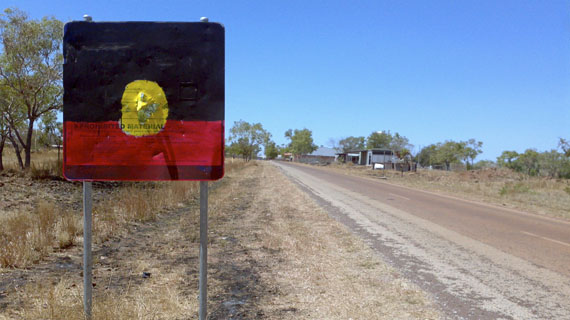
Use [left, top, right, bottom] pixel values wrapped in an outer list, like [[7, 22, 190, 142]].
[[0, 211, 36, 267], [92, 181, 199, 242], [0, 201, 81, 267], [10, 277, 194, 320], [0, 154, 236, 268], [30, 159, 62, 180], [57, 210, 82, 249]]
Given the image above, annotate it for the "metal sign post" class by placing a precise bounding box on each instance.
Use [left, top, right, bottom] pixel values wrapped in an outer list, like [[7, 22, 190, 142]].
[[83, 181, 93, 319], [199, 17, 210, 319], [199, 181, 209, 319], [80, 15, 94, 320]]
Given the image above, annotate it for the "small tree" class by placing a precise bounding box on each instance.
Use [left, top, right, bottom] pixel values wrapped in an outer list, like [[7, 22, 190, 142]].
[[264, 141, 279, 159], [0, 85, 25, 168], [390, 132, 412, 154], [279, 144, 291, 158], [518, 149, 541, 176], [497, 150, 520, 170], [0, 8, 63, 168], [225, 142, 239, 159], [456, 141, 470, 169], [338, 136, 365, 152], [227, 120, 269, 161], [396, 148, 411, 159], [416, 144, 438, 167], [557, 138, 570, 179], [538, 150, 566, 178], [462, 139, 483, 168], [285, 128, 317, 156], [366, 131, 392, 149], [434, 141, 463, 171]]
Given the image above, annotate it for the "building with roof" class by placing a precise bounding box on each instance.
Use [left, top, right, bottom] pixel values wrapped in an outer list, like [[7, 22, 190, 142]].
[[337, 148, 396, 166], [296, 146, 337, 164], [337, 148, 417, 172]]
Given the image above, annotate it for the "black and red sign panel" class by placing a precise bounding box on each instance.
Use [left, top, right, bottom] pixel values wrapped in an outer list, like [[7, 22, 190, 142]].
[[63, 22, 225, 181]]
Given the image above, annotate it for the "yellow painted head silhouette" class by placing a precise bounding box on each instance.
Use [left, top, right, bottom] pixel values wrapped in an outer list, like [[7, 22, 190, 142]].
[[120, 80, 168, 136]]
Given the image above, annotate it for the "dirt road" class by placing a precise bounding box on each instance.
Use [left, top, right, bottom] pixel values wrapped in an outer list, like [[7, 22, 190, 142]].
[[274, 161, 570, 319]]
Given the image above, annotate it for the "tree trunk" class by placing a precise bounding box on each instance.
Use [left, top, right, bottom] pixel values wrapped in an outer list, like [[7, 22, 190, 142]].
[[0, 136, 5, 171], [24, 118, 35, 168], [8, 132, 24, 169]]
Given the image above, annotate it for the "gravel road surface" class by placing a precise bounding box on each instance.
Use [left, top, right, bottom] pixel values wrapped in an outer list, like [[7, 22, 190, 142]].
[[273, 161, 570, 320]]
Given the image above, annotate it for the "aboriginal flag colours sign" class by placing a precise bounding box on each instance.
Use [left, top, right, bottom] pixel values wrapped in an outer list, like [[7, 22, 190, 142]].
[[63, 22, 225, 181]]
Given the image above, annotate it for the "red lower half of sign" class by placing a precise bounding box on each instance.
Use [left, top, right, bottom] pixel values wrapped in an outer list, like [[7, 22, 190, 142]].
[[64, 120, 224, 181]]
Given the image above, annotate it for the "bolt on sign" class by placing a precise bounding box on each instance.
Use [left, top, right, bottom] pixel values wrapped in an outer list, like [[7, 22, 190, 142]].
[[63, 22, 225, 181]]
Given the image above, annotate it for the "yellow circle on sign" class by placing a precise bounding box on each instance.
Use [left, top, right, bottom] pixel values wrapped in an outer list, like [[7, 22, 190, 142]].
[[120, 80, 168, 136]]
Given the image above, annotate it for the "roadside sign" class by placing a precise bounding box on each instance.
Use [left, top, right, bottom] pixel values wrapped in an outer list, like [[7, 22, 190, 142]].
[[63, 22, 225, 181]]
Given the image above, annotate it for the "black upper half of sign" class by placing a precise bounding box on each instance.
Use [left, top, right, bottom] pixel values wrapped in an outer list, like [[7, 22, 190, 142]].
[[63, 22, 224, 122]]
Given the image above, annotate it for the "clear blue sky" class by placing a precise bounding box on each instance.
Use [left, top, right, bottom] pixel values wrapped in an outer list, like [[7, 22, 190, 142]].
[[7, 0, 569, 160]]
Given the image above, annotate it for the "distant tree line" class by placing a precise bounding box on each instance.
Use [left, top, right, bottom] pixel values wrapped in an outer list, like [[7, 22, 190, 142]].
[[496, 138, 570, 179], [225, 115, 569, 182], [226, 122, 569, 180]]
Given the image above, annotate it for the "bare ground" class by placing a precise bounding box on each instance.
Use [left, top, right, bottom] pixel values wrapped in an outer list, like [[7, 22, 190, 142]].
[[0, 161, 438, 319]]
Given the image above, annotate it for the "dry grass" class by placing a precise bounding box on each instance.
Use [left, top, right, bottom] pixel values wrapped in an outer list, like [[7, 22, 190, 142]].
[[2, 276, 194, 320], [325, 163, 570, 220], [92, 181, 199, 242], [0, 154, 245, 268], [1, 147, 62, 174], [0, 147, 22, 172], [0, 160, 248, 319], [92, 158, 246, 242], [0, 177, 196, 267], [0, 201, 81, 268], [30, 159, 62, 180]]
